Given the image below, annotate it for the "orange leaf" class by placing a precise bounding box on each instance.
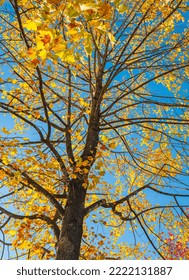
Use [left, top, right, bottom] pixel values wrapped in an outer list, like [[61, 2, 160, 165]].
[[41, 34, 51, 45]]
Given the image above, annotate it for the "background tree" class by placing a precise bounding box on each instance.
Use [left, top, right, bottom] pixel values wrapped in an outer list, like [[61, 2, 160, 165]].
[[0, 0, 189, 260], [161, 208, 189, 259]]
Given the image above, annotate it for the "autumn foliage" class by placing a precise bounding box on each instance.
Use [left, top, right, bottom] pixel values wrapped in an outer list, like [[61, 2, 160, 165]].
[[0, 0, 189, 259]]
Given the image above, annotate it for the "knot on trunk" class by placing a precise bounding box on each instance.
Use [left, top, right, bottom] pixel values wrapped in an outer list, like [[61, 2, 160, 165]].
[[56, 236, 75, 260]]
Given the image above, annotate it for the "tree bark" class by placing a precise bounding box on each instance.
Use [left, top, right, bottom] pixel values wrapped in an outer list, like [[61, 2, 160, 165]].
[[55, 72, 103, 260], [55, 179, 86, 260]]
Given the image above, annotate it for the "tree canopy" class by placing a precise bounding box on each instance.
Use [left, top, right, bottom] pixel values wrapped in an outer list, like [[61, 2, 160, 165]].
[[0, 0, 189, 260]]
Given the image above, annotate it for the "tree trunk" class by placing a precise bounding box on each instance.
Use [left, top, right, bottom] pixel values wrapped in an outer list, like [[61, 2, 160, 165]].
[[55, 179, 86, 260]]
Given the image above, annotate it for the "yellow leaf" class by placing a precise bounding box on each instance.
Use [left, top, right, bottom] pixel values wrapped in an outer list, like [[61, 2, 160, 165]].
[[50, 81, 56, 88], [109, 142, 117, 149], [36, 38, 44, 51], [93, 176, 100, 184], [2, 156, 10, 165], [82, 182, 88, 188], [101, 135, 108, 143], [18, 0, 28, 4], [1, 127, 11, 134], [66, 29, 78, 36], [77, 134, 83, 141], [107, 32, 116, 46], [23, 20, 38, 31], [70, 174, 77, 179], [85, 44, 93, 55], [80, 4, 97, 11], [118, 4, 129, 13], [0, 170, 6, 180], [12, 79, 17, 84], [98, 3, 112, 20], [97, 24, 107, 33], [39, 49, 47, 60], [19, 240, 31, 249], [52, 43, 66, 53], [66, 54, 75, 63], [10, 148, 17, 156], [8, 230, 16, 236], [55, 50, 65, 59]]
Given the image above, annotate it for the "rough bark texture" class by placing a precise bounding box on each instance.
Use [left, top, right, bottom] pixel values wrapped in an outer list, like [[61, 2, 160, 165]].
[[55, 74, 102, 260], [55, 179, 86, 260]]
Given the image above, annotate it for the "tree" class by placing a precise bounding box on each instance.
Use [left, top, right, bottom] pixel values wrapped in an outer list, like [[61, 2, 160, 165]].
[[0, 0, 189, 260], [162, 232, 189, 260], [161, 209, 189, 260]]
